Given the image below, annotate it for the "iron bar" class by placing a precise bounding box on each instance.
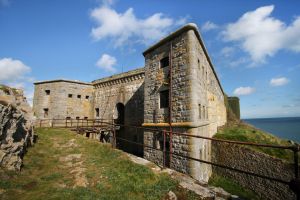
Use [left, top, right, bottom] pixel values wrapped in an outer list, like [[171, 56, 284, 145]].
[[38, 118, 299, 193], [112, 135, 290, 185], [163, 130, 166, 168]]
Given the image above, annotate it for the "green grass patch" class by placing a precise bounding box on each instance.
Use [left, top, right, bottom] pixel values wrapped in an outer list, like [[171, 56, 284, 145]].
[[215, 122, 295, 162], [0, 128, 199, 200], [209, 174, 258, 200]]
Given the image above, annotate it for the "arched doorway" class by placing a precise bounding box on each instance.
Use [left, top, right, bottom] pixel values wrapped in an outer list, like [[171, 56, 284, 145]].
[[115, 103, 125, 125], [115, 103, 125, 151]]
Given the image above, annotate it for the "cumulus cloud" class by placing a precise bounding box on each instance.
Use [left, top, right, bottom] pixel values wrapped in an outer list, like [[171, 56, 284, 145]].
[[270, 77, 289, 87], [202, 21, 218, 32], [96, 54, 117, 72], [223, 5, 300, 63], [90, 5, 187, 46], [0, 57, 34, 106], [233, 86, 255, 96], [0, 58, 31, 82]]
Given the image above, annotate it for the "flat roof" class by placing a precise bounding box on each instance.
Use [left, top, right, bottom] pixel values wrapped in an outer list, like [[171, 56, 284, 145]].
[[92, 67, 145, 85], [34, 79, 92, 86], [143, 23, 224, 94]]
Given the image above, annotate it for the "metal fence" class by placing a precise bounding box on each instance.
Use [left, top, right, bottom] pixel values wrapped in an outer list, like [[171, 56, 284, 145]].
[[35, 118, 300, 198]]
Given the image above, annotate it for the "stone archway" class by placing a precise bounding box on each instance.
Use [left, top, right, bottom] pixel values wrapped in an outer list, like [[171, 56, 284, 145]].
[[115, 102, 125, 125]]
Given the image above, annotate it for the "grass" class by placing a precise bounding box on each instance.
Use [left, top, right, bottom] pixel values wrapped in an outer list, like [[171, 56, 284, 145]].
[[0, 128, 200, 200], [214, 122, 295, 163], [208, 174, 258, 200]]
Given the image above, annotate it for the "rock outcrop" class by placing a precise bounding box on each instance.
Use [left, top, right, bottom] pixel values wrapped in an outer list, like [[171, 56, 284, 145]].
[[0, 85, 34, 170]]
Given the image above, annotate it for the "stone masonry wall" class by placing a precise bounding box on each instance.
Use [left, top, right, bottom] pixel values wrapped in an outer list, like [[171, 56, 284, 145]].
[[92, 68, 144, 124], [143, 32, 192, 124], [33, 81, 93, 120], [212, 141, 296, 200], [143, 24, 227, 183], [187, 29, 227, 182], [92, 68, 145, 155], [143, 30, 193, 175], [144, 127, 190, 174]]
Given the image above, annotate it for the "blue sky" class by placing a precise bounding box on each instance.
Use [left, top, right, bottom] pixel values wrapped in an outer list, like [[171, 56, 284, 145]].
[[0, 0, 299, 119]]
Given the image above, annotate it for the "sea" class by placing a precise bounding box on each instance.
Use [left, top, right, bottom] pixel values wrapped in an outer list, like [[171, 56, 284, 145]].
[[243, 117, 300, 143]]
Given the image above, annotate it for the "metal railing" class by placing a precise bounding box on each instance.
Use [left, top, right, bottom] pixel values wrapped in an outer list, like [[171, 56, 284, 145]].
[[35, 118, 300, 198]]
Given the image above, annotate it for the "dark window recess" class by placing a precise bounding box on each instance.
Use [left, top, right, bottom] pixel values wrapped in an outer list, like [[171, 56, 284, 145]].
[[76, 116, 80, 120], [45, 90, 50, 95], [134, 135, 138, 142], [66, 117, 71, 120], [199, 104, 201, 119], [43, 108, 49, 118], [84, 117, 88, 119], [85, 96, 89, 99], [160, 57, 169, 68], [77, 95, 81, 99], [160, 90, 169, 108], [68, 94, 73, 98], [95, 108, 100, 117]]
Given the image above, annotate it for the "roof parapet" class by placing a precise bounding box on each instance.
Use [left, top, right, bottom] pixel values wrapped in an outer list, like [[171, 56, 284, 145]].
[[92, 67, 145, 85], [34, 79, 92, 86]]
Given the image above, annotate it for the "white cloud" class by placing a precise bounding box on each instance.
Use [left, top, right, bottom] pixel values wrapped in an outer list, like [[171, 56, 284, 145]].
[[270, 77, 289, 87], [0, 58, 31, 82], [223, 5, 300, 63], [90, 5, 186, 46], [96, 54, 117, 72], [0, 57, 34, 106], [202, 21, 218, 32], [233, 86, 255, 96]]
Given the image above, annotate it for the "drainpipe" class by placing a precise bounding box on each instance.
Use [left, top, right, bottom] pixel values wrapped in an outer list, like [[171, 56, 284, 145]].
[[169, 42, 173, 166]]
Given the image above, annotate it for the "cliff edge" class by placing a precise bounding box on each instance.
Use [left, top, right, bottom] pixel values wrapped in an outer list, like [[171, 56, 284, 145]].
[[0, 85, 35, 170]]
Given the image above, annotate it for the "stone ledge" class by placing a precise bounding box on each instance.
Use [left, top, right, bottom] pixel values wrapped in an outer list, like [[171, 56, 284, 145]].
[[142, 121, 210, 128]]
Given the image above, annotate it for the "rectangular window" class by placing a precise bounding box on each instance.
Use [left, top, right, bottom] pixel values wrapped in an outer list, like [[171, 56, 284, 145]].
[[84, 117, 88, 120], [85, 96, 89, 100], [45, 90, 50, 95], [76, 116, 80, 120], [66, 117, 71, 120], [206, 107, 208, 119], [199, 104, 201, 119], [160, 90, 169, 108], [197, 59, 201, 78], [43, 108, 49, 118], [95, 108, 100, 117], [202, 106, 205, 119], [68, 94, 72, 98], [77, 95, 81, 99], [160, 57, 169, 68]]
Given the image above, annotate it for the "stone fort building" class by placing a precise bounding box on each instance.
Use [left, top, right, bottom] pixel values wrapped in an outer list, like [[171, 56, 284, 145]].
[[33, 23, 227, 182]]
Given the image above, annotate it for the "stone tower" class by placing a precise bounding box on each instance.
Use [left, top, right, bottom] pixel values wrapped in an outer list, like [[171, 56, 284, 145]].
[[142, 23, 226, 182], [33, 80, 93, 120]]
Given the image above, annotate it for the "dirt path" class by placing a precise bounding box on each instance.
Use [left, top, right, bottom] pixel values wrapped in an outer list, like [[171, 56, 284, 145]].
[[55, 138, 88, 188]]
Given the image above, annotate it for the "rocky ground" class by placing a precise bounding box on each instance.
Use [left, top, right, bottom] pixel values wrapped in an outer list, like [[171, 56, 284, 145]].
[[0, 85, 34, 170]]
